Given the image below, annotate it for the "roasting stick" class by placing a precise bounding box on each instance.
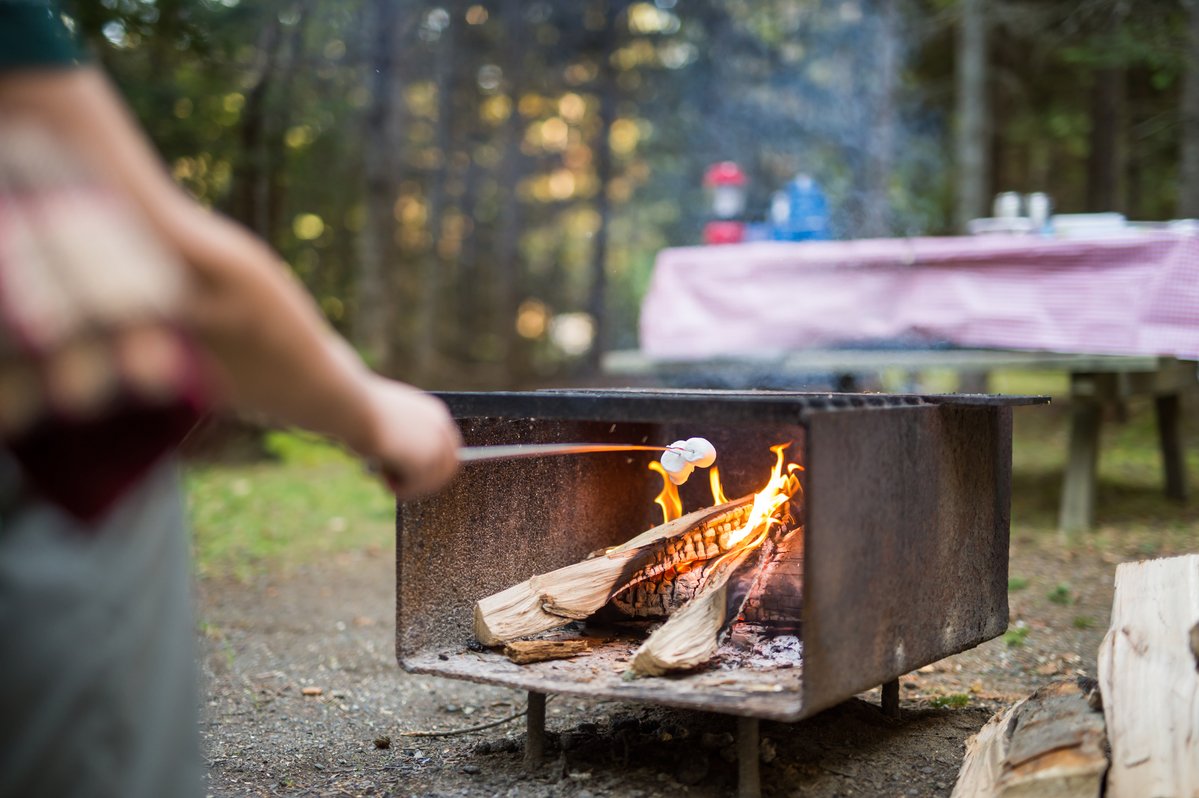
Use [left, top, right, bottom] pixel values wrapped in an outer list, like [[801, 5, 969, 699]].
[[457, 442, 686, 463], [370, 438, 714, 488]]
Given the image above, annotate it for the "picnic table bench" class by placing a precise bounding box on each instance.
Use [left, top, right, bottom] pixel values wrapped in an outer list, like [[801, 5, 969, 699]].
[[604, 348, 1197, 534]]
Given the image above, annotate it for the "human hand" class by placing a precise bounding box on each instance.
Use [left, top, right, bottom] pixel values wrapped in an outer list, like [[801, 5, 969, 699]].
[[359, 376, 460, 500]]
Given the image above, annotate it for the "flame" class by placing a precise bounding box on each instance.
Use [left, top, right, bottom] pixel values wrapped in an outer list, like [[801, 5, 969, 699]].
[[725, 443, 795, 551], [693, 443, 801, 588], [709, 466, 729, 505], [648, 461, 682, 525], [648, 443, 801, 538]]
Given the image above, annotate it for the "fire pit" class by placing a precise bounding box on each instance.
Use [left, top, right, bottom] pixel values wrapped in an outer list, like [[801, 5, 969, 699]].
[[395, 389, 1043, 796]]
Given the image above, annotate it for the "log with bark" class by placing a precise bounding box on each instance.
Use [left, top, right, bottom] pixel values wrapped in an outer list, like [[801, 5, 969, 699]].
[[473, 497, 754, 646], [951, 677, 1107, 798]]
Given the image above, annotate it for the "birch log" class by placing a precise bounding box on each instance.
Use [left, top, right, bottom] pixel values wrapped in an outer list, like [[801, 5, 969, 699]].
[[951, 678, 1106, 798], [473, 497, 752, 646], [1098, 554, 1199, 798]]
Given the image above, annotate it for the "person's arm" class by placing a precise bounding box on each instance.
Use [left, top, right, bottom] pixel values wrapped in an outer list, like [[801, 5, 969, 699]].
[[0, 67, 459, 498]]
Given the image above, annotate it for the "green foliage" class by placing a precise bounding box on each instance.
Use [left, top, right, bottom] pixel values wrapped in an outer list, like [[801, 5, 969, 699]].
[[1047, 583, 1073, 605], [1072, 616, 1095, 630], [1008, 576, 1030, 592], [930, 694, 970, 709], [59, 2, 1197, 383], [186, 431, 393, 581], [1004, 626, 1031, 648]]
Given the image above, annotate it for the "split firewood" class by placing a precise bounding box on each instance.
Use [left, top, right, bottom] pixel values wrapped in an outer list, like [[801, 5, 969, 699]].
[[473, 497, 753, 646], [951, 677, 1107, 798], [502, 639, 593, 665], [1098, 554, 1199, 797], [630, 528, 796, 677]]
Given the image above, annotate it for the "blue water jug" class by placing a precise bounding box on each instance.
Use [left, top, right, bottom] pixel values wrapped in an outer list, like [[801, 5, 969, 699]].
[[771, 174, 830, 241]]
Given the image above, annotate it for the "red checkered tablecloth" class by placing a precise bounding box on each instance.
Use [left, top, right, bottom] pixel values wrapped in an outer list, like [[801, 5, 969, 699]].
[[639, 233, 1199, 360]]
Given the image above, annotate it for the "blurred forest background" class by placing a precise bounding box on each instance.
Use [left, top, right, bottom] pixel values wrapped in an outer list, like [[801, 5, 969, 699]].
[[65, 0, 1199, 388]]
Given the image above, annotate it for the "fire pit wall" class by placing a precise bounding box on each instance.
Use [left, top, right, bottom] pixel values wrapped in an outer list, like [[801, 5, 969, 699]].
[[396, 390, 1031, 722]]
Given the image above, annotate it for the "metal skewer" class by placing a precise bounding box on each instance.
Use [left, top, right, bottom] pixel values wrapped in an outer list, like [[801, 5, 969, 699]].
[[457, 442, 685, 464]]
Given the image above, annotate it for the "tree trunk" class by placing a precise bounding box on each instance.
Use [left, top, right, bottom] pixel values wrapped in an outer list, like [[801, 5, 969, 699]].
[[1086, 68, 1124, 213], [861, 0, 900, 238], [586, 19, 618, 374], [496, 0, 526, 385], [954, 0, 989, 231], [356, 0, 402, 370], [412, 4, 457, 383], [230, 17, 283, 239], [1180, 0, 1199, 217]]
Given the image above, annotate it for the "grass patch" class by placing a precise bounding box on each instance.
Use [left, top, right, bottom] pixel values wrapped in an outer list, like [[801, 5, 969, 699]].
[[1047, 583, 1072, 605], [1072, 615, 1095, 630], [930, 694, 971, 709], [187, 430, 394, 581], [180, 370, 1199, 583], [1004, 626, 1030, 647]]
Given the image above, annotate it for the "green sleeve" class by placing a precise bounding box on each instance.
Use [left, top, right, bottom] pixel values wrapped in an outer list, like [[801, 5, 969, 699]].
[[0, 1, 83, 70]]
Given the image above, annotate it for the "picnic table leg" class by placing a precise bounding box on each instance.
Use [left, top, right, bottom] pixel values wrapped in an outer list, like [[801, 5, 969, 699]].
[[1059, 401, 1101, 539], [1155, 393, 1188, 502]]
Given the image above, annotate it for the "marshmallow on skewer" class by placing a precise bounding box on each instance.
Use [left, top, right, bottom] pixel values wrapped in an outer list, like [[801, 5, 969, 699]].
[[682, 437, 717, 468], [659, 437, 717, 485]]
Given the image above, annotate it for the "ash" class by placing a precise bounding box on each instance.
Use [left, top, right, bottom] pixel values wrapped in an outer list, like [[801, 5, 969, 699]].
[[717, 623, 804, 670]]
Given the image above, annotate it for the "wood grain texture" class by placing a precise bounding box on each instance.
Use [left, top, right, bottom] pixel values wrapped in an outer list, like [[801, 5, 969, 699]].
[[951, 678, 1107, 798], [473, 497, 751, 645], [502, 639, 592, 664], [1099, 554, 1199, 798]]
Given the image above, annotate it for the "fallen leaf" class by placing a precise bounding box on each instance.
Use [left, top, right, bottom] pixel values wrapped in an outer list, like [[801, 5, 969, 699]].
[[301, 686, 324, 697]]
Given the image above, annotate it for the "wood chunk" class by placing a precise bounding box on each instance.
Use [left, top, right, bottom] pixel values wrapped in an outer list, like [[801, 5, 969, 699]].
[[503, 639, 592, 665], [473, 497, 752, 645], [630, 530, 792, 677], [1099, 554, 1199, 798], [951, 677, 1107, 798]]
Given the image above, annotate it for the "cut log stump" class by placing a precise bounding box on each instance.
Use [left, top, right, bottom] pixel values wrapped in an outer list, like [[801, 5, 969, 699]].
[[951, 677, 1107, 798], [1098, 554, 1199, 798]]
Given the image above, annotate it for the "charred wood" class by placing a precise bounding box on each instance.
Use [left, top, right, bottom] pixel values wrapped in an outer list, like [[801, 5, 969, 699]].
[[473, 497, 753, 646], [630, 527, 798, 677]]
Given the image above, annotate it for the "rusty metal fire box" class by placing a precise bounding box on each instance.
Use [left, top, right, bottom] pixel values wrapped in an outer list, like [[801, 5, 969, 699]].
[[396, 389, 1042, 722]]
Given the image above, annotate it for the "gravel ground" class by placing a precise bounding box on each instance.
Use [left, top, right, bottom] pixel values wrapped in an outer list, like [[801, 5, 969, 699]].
[[198, 530, 1115, 798]]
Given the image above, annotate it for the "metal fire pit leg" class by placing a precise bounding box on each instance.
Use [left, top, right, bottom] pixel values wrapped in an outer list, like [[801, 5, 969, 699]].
[[881, 678, 900, 718], [524, 691, 546, 768], [737, 716, 761, 798]]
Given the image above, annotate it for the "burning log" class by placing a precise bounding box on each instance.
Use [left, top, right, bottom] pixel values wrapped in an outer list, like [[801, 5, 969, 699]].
[[473, 497, 754, 646], [474, 442, 803, 679], [630, 529, 796, 676]]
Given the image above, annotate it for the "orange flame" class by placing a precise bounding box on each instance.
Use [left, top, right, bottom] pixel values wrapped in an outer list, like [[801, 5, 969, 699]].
[[709, 466, 729, 506], [648, 461, 682, 525], [697, 443, 801, 584], [725, 443, 795, 551]]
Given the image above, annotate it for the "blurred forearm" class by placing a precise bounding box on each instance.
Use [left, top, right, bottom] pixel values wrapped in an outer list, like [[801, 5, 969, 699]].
[[0, 68, 380, 455]]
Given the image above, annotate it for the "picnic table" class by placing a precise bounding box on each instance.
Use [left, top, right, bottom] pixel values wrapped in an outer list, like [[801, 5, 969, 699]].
[[616, 232, 1199, 533]]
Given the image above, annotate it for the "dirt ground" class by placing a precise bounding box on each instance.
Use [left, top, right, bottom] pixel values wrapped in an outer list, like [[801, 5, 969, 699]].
[[198, 530, 1117, 798]]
